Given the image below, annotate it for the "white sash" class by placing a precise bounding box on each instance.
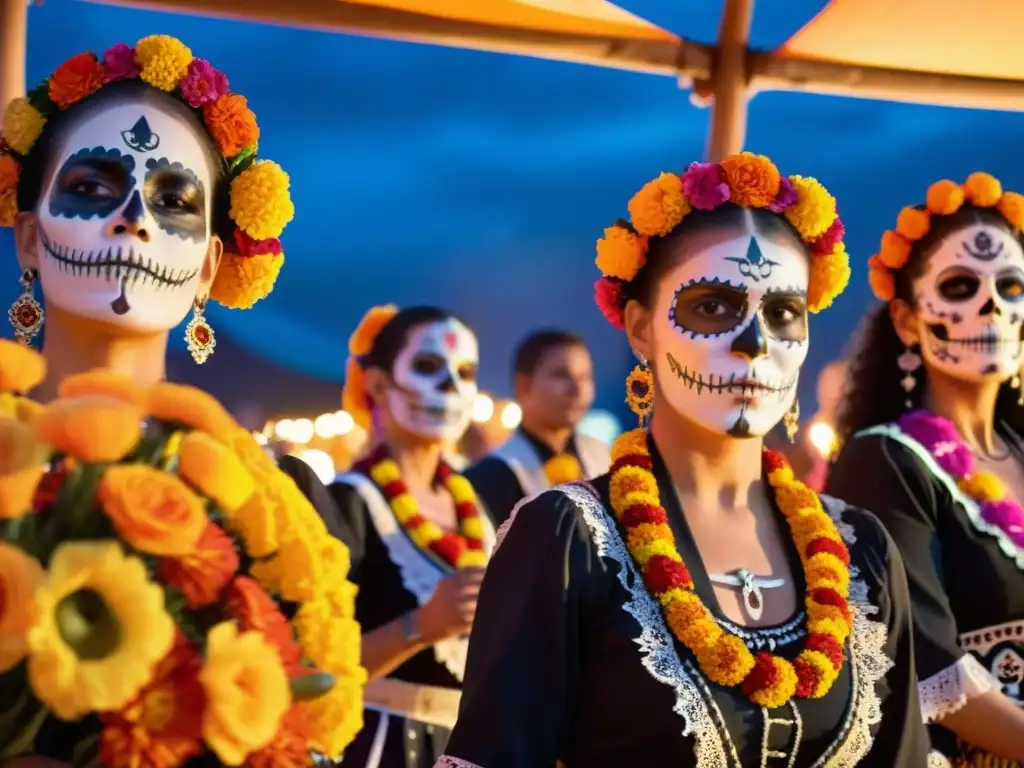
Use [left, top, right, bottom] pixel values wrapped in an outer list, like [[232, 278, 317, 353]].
[[491, 431, 612, 497]]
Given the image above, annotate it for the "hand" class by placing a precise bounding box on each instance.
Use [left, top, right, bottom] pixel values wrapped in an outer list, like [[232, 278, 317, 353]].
[[415, 568, 485, 645]]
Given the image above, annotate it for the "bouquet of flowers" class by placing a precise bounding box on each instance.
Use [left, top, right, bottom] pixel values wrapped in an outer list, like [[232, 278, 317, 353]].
[[0, 341, 364, 767]]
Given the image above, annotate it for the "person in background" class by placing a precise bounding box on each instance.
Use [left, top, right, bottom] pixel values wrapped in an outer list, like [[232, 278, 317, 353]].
[[465, 330, 609, 524], [827, 173, 1024, 765]]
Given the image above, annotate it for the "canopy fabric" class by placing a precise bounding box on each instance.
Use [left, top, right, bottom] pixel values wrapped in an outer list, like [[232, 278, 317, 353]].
[[782, 0, 1024, 81]]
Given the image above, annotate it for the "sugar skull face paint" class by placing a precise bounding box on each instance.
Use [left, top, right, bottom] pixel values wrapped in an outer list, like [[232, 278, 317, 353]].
[[912, 223, 1024, 382], [651, 234, 810, 438], [385, 318, 479, 442], [34, 97, 217, 333]]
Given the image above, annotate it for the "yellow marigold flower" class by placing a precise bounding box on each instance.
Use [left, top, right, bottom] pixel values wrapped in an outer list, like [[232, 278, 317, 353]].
[[807, 245, 850, 314], [997, 192, 1024, 231], [294, 594, 363, 677], [808, 616, 851, 645], [33, 396, 142, 463], [657, 587, 688, 606], [0, 543, 45, 673], [199, 621, 290, 766], [783, 176, 837, 241], [210, 251, 284, 309], [230, 161, 295, 241], [619, 490, 660, 510], [895, 207, 931, 241], [696, 634, 755, 687], [719, 152, 781, 208], [272, 531, 325, 603], [959, 470, 1006, 501], [595, 225, 648, 281], [135, 35, 193, 92], [0, 417, 48, 519], [461, 516, 484, 540], [26, 541, 174, 720], [147, 382, 238, 441], [625, 522, 672, 550], [391, 493, 418, 524], [631, 538, 678, 564], [542, 453, 583, 486], [0, 339, 46, 394], [0, 189, 16, 228], [765, 464, 794, 484], [301, 674, 365, 760], [231, 486, 282, 558], [2, 98, 46, 155], [178, 430, 255, 514], [806, 562, 849, 593], [609, 464, 657, 506], [409, 520, 443, 550], [611, 428, 648, 462], [227, 426, 277, 475], [628, 172, 690, 237], [748, 657, 798, 709], [459, 549, 488, 568], [445, 475, 476, 503], [57, 369, 147, 409], [926, 179, 964, 216], [369, 458, 401, 486], [963, 172, 1002, 208]]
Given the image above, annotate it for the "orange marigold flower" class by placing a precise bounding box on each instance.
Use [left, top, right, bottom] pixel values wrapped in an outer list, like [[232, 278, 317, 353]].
[[627, 172, 690, 237], [57, 369, 147, 409], [662, 590, 707, 629], [178, 430, 255, 514], [696, 634, 754, 687], [878, 230, 911, 270], [203, 94, 260, 157], [719, 152, 781, 208], [0, 154, 20, 192], [867, 257, 895, 302], [158, 522, 240, 608], [963, 172, 1002, 208], [48, 52, 105, 110], [147, 382, 238, 440], [223, 576, 303, 675], [245, 705, 311, 768], [98, 631, 205, 768], [611, 428, 648, 462], [0, 542, 45, 673], [807, 245, 850, 314], [33, 396, 142, 463], [542, 454, 583, 485], [926, 179, 964, 216], [0, 417, 48, 520], [997, 191, 1024, 231], [959, 471, 1006, 502], [98, 464, 207, 556], [895, 207, 930, 241], [349, 305, 399, 357], [0, 339, 46, 394], [595, 225, 648, 281]]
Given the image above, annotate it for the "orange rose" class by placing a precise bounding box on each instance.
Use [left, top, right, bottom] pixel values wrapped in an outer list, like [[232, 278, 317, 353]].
[[57, 369, 147, 410], [0, 340, 46, 394], [202, 94, 260, 157], [97, 464, 207, 556], [48, 52, 105, 110], [33, 396, 142, 463], [0, 542, 45, 672], [0, 417, 48, 519], [147, 382, 238, 440], [0, 154, 20, 192], [719, 152, 781, 208]]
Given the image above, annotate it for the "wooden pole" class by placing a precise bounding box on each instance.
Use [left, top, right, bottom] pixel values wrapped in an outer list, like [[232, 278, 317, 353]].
[[705, 0, 754, 161], [0, 0, 28, 110]]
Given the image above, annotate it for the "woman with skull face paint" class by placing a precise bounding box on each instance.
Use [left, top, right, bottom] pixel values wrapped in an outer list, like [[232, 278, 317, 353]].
[[325, 305, 497, 768], [435, 153, 928, 768], [828, 174, 1024, 765]]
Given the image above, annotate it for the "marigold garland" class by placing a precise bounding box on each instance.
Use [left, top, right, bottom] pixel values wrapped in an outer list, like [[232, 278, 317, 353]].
[[363, 444, 489, 569], [0, 36, 294, 310], [608, 428, 854, 708], [594, 152, 848, 328], [868, 172, 1024, 301]]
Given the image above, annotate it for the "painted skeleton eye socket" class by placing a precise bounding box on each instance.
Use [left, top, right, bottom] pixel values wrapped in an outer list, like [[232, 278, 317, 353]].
[[411, 353, 446, 376], [996, 273, 1024, 302], [672, 282, 747, 336], [761, 293, 808, 342], [58, 160, 128, 201], [937, 272, 980, 302]]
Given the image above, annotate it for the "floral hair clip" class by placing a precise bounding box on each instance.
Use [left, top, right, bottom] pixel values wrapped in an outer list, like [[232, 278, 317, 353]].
[[867, 172, 1024, 302], [0, 35, 294, 310], [593, 152, 850, 329]]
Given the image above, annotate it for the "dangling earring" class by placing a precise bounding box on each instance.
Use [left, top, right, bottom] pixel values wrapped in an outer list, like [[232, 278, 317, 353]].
[[625, 358, 654, 427], [1012, 371, 1023, 406], [184, 296, 216, 364], [8, 269, 43, 344], [898, 345, 922, 409], [783, 399, 800, 444]]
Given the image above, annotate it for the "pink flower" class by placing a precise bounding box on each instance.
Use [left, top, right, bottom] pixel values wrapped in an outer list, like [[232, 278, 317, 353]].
[[681, 162, 730, 211], [811, 215, 845, 255], [180, 59, 229, 108], [234, 227, 282, 258], [101, 43, 140, 83], [898, 409, 974, 477], [594, 277, 625, 329], [982, 500, 1024, 547], [767, 176, 797, 213]]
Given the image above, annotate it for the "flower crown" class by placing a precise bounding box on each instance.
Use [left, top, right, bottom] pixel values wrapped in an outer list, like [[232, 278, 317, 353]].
[[593, 152, 850, 329], [342, 304, 399, 432], [0, 35, 294, 310], [867, 172, 1024, 302]]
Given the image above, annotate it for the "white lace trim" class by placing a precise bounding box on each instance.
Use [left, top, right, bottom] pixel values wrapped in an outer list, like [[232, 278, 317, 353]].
[[434, 758, 483, 768], [917, 653, 1001, 723], [335, 471, 496, 683]]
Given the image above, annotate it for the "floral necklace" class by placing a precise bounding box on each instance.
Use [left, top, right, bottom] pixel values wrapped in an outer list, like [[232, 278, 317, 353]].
[[898, 409, 1024, 547], [543, 453, 584, 486], [609, 428, 854, 708], [365, 445, 489, 569]]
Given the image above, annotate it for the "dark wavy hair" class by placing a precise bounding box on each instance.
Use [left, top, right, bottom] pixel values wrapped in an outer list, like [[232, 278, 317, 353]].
[[836, 203, 1024, 444]]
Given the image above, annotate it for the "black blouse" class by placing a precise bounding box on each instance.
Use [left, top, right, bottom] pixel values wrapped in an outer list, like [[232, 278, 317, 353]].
[[827, 429, 1024, 761], [439, 443, 928, 767], [465, 428, 582, 526]]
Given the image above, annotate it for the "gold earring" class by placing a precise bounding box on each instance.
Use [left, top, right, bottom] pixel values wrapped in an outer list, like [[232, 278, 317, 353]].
[[783, 399, 800, 444], [8, 269, 43, 344], [1013, 372, 1023, 406], [184, 296, 216, 364], [625, 360, 654, 427]]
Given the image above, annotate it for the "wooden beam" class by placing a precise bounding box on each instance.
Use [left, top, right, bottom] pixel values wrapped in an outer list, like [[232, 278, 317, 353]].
[[0, 0, 28, 109], [705, 0, 753, 161]]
